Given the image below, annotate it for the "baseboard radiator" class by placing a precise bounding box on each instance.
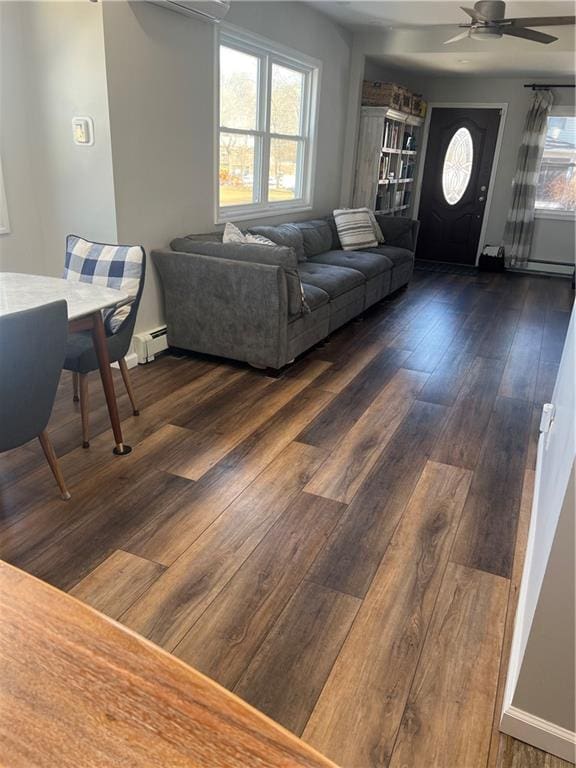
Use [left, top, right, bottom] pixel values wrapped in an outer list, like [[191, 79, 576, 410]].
[[133, 326, 169, 364]]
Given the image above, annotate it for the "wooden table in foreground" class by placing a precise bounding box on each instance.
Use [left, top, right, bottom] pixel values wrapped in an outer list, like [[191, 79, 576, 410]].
[[0, 561, 338, 768], [0, 272, 131, 455]]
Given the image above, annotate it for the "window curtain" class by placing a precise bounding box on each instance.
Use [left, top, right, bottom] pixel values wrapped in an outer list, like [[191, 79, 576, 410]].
[[503, 89, 553, 267]]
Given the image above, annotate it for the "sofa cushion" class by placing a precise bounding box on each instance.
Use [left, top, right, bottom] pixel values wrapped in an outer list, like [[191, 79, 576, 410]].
[[362, 245, 414, 269], [373, 215, 417, 250], [171, 232, 222, 248], [170, 239, 298, 268], [310, 249, 392, 280], [322, 215, 343, 250], [248, 224, 305, 262], [298, 262, 365, 300], [302, 283, 330, 312], [292, 220, 333, 258]]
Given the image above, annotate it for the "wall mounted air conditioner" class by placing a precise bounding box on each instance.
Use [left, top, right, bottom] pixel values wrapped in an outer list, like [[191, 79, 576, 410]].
[[150, 0, 230, 22]]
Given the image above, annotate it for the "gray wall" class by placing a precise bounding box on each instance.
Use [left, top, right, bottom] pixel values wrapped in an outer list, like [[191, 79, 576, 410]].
[[351, 56, 575, 271], [0, 2, 117, 276], [102, 0, 352, 332], [2, 1, 351, 332]]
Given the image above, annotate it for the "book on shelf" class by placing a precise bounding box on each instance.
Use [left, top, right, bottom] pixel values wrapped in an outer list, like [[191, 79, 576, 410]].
[[383, 120, 401, 150], [380, 154, 390, 179]]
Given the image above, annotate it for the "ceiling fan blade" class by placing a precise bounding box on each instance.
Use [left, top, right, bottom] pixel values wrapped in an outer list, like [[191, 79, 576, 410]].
[[505, 16, 576, 27], [502, 26, 558, 43], [444, 30, 471, 44], [460, 6, 488, 21]]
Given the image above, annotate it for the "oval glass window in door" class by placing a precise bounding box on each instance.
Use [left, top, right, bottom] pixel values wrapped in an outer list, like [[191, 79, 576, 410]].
[[442, 127, 473, 205]]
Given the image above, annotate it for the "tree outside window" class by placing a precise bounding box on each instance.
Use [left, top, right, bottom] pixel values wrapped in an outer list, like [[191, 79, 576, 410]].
[[536, 115, 576, 214], [217, 33, 318, 219]]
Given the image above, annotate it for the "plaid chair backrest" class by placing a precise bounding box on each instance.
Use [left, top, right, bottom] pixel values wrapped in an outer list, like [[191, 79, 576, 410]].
[[64, 235, 144, 334]]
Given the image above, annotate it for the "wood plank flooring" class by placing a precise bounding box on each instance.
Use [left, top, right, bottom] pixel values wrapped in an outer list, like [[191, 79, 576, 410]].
[[0, 270, 573, 768]]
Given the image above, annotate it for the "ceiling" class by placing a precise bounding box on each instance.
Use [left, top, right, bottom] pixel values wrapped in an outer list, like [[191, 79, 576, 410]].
[[307, 1, 576, 75], [309, 1, 574, 29]]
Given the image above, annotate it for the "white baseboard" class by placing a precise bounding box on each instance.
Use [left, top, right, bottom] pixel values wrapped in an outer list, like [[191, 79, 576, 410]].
[[133, 326, 168, 364], [501, 706, 576, 763], [510, 262, 574, 278], [124, 351, 139, 369], [111, 352, 138, 370]]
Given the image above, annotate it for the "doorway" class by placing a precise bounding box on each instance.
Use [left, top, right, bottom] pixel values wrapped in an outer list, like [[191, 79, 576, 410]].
[[416, 107, 502, 265]]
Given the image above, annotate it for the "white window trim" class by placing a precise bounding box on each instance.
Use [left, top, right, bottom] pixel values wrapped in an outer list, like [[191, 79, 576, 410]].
[[535, 106, 576, 221], [215, 24, 321, 224], [0, 155, 10, 235]]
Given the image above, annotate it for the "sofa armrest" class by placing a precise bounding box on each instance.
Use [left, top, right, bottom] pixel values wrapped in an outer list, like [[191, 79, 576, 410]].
[[374, 214, 420, 252], [152, 249, 289, 369]]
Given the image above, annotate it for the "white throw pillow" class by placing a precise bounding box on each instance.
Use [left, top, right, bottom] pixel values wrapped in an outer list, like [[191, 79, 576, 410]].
[[333, 208, 379, 251], [222, 221, 245, 243], [223, 221, 276, 246]]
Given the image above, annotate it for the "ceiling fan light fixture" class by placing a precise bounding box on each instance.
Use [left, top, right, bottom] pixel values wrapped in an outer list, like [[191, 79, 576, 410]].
[[470, 25, 503, 39]]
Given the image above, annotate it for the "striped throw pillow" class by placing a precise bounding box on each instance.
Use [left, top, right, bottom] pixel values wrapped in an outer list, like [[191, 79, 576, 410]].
[[333, 209, 379, 251]]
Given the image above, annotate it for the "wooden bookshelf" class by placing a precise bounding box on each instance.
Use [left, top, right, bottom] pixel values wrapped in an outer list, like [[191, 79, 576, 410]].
[[352, 107, 424, 218]]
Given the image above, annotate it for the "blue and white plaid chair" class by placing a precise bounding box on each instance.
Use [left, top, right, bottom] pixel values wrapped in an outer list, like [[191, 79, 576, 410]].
[[63, 235, 146, 448]]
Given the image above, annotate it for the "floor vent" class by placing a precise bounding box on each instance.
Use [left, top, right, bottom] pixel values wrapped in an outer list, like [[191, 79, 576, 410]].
[[133, 326, 168, 364]]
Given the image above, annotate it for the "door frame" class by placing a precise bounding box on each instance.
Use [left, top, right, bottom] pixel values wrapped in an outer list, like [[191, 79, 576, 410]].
[[413, 102, 508, 266]]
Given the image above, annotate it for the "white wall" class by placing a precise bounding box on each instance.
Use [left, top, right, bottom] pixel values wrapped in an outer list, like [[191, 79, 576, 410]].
[[0, 3, 45, 273], [513, 462, 575, 734], [501, 307, 575, 761], [101, 0, 351, 332], [0, 2, 117, 277]]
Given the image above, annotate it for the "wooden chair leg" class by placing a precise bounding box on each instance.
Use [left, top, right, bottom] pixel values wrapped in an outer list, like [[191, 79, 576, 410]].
[[79, 373, 90, 449], [38, 430, 71, 501], [118, 358, 140, 416], [72, 372, 79, 403]]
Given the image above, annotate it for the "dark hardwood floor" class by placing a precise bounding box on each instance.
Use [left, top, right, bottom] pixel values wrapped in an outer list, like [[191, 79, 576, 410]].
[[1, 269, 573, 768]]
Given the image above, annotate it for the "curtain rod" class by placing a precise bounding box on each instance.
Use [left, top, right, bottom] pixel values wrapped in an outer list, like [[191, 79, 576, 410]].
[[524, 83, 575, 89]]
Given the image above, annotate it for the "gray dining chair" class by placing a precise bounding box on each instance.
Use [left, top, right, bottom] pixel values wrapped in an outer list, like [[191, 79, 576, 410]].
[[62, 235, 146, 448], [0, 301, 71, 500]]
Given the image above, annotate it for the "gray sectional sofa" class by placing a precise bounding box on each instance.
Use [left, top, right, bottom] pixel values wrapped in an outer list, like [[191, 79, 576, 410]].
[[152, 214, 419, 370]]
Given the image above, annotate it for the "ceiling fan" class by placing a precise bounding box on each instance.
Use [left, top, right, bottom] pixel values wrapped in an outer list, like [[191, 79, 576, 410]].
[[444, 1, 575, 44]]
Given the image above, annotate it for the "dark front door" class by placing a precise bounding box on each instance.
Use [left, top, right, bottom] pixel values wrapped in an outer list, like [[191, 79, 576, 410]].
[[417, 107, 501, 265]]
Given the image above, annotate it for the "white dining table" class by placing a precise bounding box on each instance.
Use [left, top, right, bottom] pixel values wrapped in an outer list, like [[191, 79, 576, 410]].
[[0, 272, 132, 455]]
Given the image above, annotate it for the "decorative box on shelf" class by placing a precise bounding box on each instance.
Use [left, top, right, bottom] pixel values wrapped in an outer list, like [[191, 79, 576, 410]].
[[362, 81, 427, 118], [361, 81, 403, 109], [411, 93, 427, 118], [398, 86, 413, 114]]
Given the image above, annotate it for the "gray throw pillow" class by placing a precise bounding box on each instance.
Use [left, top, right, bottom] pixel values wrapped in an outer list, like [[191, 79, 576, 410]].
[[248, 224, 306, 262]]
